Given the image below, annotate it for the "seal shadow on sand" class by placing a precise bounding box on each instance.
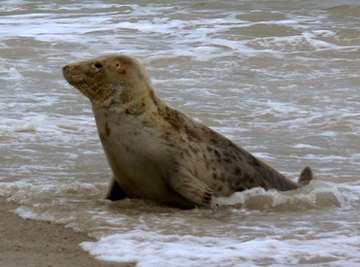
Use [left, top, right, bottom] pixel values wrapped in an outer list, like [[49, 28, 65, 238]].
[[63, 54, 316, 209]]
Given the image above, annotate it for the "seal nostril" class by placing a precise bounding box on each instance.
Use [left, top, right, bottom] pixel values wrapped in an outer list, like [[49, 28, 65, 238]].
[[94, 62, 103, 69]]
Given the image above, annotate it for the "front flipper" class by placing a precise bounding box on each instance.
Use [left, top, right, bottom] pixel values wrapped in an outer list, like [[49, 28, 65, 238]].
[[106, 177, 127, 201], [166, 174, 213, 206]]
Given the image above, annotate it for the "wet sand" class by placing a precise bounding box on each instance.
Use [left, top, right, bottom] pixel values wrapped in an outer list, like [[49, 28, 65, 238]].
[[0, 197, 134, 267]]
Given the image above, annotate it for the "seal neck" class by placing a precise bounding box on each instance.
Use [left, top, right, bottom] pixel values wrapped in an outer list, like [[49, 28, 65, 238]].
[[93, 84, 161, 117]]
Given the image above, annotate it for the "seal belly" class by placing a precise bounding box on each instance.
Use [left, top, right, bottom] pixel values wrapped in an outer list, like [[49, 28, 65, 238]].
[[94, 108, 193, 207], [103, 136, 192, 207]]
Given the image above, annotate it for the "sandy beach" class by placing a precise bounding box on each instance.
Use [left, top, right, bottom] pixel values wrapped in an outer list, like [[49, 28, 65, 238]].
[[0, 197, 134, 267]]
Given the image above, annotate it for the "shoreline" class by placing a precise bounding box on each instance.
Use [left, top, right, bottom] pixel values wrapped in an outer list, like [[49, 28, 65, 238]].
[[0, 197, 134, 267]]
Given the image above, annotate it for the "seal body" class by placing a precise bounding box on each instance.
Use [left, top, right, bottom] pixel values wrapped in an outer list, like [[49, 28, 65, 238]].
[[63, 54, 314, 208]]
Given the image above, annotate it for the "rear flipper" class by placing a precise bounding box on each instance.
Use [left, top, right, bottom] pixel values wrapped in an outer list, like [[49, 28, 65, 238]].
[[298, 166, 314, 187], [106, 177, 127, 201]]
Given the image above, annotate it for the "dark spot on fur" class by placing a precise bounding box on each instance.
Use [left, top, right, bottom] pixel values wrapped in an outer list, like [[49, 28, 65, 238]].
[[149, 89, 158, 105], [234, 167, 241, 176], [203, 154, 210, 169], [244, 173, 250, 181], [229, 142, 237, 149], [212, 173, 218, 180], [104, 122, 111, 137], [251, 155, 261, 167], [120, 91, 131, 104], [210, 138, 218, 144], [220, 173, 225, 182], [217, 186, 223, 192], [214, 150, 221, 161], [205, 160, 210, 169], [185, 125, 201, 142], [167, 142, 176, 148], [229, 147, 242, 160], [159, 106, 184, 132], [189, 145, 199, 154], [140, 97, 146, 108], [118, 68, 127, 75], [223, 151, 230, 158]]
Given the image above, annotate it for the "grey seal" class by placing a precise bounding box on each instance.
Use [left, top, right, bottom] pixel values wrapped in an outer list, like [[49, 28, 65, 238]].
[[63, 54, 314, 208]]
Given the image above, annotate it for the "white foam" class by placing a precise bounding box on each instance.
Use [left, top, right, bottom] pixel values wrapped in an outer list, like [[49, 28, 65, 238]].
[[214, 181, 343, 210], [79, 182, 349, 266], [293, 143, 322, 149], [81, 229, 359, 266], [0, 182, 35, 198], [0, 120, 37, 133]]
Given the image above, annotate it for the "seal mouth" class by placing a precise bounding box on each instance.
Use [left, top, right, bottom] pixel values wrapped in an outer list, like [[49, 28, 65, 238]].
[[62, 64, 74, 84], [62, 64, 93, 99]]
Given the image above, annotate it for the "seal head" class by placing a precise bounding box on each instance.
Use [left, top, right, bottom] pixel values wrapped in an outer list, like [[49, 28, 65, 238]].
[[63, 54, 151, 111]]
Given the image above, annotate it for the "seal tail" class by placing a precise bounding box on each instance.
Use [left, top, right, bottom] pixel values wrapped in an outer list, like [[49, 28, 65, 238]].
[[297, 166, 314, 187]]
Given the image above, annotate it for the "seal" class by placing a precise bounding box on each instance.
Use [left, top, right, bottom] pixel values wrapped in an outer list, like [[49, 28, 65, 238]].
[[63, 54, 314, 208]]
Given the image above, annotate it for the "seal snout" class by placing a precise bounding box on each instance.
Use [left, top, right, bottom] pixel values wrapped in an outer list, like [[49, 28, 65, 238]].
[[62, 64, 81, 88], [62, 65, 69, 71], [62, 64, 73, 84], [62, 64, 71, 78]]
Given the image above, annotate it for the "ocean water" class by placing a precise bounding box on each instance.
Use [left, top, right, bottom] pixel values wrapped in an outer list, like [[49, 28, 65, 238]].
[[0, 0, 359, 266]]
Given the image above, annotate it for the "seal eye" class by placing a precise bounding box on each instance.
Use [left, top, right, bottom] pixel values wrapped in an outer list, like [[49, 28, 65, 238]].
[[94, 62, 103, 69]]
